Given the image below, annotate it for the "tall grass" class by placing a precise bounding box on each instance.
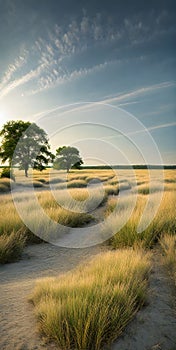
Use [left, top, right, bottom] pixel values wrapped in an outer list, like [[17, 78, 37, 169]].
[[0, 169, 175, 261], [0, 230, 26, 264], [0, 178, 13, 193], [160, 234, 176, 286], [30, 249, 151, 350], [0, 196, 24, 234], [107, 190, 176, 248]]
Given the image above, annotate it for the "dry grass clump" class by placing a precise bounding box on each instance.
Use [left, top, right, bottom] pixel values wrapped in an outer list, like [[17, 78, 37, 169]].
[[46, 177, 64, 185], [66, 174, 88, 181], [107, 190, 176, 249], [67, 179, 87, 188], [10, 191, 94, 244], [104, 185, 119, 195], [165, 178, 176, 184], [30, 249, 151, 350], [0, 196, 24, 234], [0, 183, 10, 193], [0, 230, 26, 264], [160, 234, 176, 286], [27, 181, 45, 188], [164, 182, 176, 192], [106, 177, 118, 186], [0, 178, 13, 193], [137, 182, 164, 195], [67, 188, 89, 201], [39, 188, 107, 213], [36, 178, 47, 183], [47, 206, 93, 227]]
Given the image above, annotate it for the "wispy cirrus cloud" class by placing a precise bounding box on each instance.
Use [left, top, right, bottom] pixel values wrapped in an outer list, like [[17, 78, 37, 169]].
[[0, 49, 28, 91], [0, 62, 47, 99], [29, 80, 176, 121], [27, 60, 118, 95], [94, 121, 176, 145], [0, 9, 175, 100], [104, 81, 176, 105], [0, 43, 56, 99]]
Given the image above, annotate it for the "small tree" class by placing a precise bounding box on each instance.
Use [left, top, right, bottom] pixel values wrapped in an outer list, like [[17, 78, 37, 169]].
[[0, 120, 54, 177], [54, 146, 83, 173]]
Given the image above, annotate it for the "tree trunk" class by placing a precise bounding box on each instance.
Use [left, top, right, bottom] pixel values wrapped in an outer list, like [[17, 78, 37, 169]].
[[25, 167, 28, 177]]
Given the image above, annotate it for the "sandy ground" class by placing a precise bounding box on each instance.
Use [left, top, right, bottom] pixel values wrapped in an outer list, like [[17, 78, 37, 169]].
[[0, 244, 176, 350], [0, 243, 103, 350]]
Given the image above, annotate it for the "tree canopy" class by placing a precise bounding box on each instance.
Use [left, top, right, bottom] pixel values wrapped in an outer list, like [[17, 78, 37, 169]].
[[0, 120, 54, 177], [54, 146, 83, 172]]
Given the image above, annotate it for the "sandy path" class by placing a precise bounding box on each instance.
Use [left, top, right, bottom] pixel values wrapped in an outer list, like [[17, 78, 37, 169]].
[[0, 244, 176, 350], [0, 243, 103, 350]]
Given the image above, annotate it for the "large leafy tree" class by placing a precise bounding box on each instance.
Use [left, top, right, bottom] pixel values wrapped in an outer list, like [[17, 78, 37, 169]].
[[0, 120, 54, 177], [54, 146, 83, 173]]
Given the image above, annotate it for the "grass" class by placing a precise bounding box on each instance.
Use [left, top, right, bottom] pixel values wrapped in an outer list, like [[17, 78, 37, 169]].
[[0, 230, 26, 264], [0, 183, 10, 193], [0, 169, 175, 248], [30, 249, 151, 350], [106, 190, 176, 248], [1, 168, 175, 348], [160, 234, 176, 286], [66, 179, 87, 188], [104, 184, 119, 195], [0, 169, 175, 252], [0, 196, 24, 234], [0, 178, 13, 193]]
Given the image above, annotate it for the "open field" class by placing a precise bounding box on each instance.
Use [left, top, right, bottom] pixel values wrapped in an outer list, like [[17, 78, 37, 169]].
[[0, 168, 176, 349]]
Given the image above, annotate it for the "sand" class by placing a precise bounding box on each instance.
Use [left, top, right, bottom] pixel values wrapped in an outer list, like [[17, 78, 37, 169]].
[[0, 243, 103, 350], [0, 244, 176, 350]]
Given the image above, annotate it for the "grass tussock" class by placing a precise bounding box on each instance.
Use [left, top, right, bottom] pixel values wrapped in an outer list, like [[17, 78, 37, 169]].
[[105, 185, 119, 195], [30, 249, 151, 350], [160, 234, 176, 286], [107, 190, 176, 249], [0, 183, 10, 193], [0, 230, 26, 264], [47, 206, 93, 227], [0, 178, 13, 193], [66, 179, 87, 188]]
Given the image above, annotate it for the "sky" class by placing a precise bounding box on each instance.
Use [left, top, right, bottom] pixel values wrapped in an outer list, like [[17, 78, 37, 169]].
[[0, 0, 175, 165]]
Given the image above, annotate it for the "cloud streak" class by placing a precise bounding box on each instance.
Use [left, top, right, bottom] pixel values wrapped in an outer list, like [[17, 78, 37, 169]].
[[27, 81, 176, 137], [101, 121, 176, 141], [0, 49, 28, 91], [105, 81, 176, 105], [28, 60, 118, 95], [0, 8, 175, 100]]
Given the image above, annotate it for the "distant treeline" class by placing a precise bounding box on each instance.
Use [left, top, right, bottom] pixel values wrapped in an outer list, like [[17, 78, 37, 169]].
[[1, 165, 176, 170], [82, 165, 176, 170]]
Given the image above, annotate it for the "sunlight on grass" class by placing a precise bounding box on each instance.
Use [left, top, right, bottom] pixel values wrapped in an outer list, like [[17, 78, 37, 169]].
[[30, 249, 151, 350], [106, 190, 176, 248], [0, 169, 175, 262]]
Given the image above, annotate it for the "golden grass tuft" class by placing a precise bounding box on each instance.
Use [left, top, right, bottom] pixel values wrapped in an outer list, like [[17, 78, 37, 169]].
[[0, 230, 26, 264], [160, 234, 176, 286], [30, 249, 151, 350], [107, 190, 176, 248]]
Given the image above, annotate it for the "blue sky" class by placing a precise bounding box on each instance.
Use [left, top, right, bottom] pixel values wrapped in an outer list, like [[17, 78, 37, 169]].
[[0, 0, 175, 165]]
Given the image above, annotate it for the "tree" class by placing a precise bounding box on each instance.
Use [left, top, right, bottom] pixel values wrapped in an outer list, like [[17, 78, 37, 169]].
[[54, 146, 83, 173], [0, 120, 54, 177]]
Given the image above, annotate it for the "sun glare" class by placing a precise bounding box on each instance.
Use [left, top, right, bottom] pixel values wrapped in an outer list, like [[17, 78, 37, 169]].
[[0, 111, 7, 126]]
